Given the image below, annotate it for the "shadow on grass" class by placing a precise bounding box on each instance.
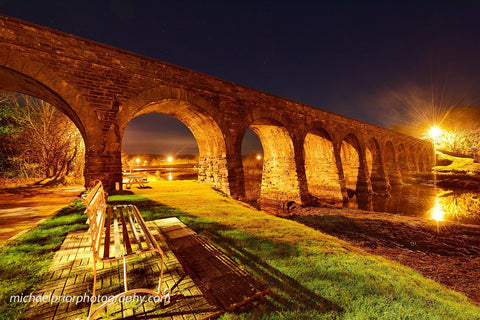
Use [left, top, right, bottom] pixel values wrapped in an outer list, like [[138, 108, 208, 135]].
[[108, 196, 343, 316]]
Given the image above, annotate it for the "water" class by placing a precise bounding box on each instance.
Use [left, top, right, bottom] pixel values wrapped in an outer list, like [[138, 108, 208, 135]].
[[151, 168, 480, 225], [131, 166, 198, 181], [348, 184, 480, 225], [156, 169, 197, 181]]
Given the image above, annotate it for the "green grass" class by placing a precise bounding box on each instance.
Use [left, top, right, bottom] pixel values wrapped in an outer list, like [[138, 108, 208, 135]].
[[2, 179, 480, 319], [108, 180, 480, 320], [0, 203, 87, 320]]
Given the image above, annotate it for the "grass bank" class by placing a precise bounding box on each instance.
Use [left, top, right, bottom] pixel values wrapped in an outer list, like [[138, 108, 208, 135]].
[[108, 179, 480, 320], [0, 204, 87, 320]]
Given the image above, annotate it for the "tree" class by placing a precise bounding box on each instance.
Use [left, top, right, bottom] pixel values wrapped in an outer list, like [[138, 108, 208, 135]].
[[0, 92, 84, 181]]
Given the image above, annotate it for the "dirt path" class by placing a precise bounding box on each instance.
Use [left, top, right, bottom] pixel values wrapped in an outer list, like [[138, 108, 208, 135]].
[[0, 185, 84, 245], [290, 207, 480, 305]]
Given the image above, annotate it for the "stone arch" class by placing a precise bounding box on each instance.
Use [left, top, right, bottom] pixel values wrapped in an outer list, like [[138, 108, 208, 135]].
[[384, 141, 402, 185], [366, 137, 388, 192], [339, 133, 363, 196], [120, 92, 229, 194], [304, 127, 343, 202], [0, 50, 100, 144], [243, 117, 301, 204], [0, 61, 107, 188], [119, 87, 220, 132]]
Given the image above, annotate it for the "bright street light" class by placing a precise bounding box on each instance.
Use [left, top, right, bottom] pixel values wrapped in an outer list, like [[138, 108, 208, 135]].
[[428, 125, 442, 140], [167, 156, 173, 163]]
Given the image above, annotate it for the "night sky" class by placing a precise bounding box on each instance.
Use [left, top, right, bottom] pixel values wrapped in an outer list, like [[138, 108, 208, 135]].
[[2, 1, 480, 155]]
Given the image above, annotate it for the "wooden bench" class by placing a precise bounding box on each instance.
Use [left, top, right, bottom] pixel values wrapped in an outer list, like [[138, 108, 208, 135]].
[[80, 181, 167, 319]]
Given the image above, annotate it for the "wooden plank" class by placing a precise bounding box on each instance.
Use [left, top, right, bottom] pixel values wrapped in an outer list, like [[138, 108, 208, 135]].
[[83, 182, 102, 207], [113, 207, 121, 258], [130, 205, 153, 250], [131, 205, 158, 251], [103, 206, 112, 259], [125, 205, 143, 251], [118, 206, 133, 255]]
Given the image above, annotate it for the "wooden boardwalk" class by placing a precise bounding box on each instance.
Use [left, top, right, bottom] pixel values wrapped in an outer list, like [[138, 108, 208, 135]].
[[23, 217, 268, 319]]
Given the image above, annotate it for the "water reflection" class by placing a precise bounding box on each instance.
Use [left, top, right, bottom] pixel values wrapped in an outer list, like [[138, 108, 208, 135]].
[[349, 184, 480, 225], [433, 190, 480, 224], [430, 197, 445, 221], [154, 169, 197, 181]]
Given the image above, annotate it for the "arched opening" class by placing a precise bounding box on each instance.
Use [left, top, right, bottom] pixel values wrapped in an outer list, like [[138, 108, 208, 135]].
[[384, 142, 402, 185], [122, 113, 199, 181], [242, 119, 300, 204], [304, 129, 342, 202], [0, 90, 85, 186], [366, 138, 387, 192], [340, 133, 362, 196], [122, 99, 228, 192], [241, 128, 264, 202], [0, 66, 86, 139]]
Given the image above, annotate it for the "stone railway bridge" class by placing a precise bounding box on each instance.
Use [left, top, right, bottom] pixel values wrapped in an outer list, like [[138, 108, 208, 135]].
[[0, 16, 434, 205]]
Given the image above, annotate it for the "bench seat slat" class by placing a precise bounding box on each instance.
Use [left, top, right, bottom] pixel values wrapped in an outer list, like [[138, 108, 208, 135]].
[[131, 205, 159, 251], [130, 205, 153, 250], [125, 206, 143, 251], [118, 206, 133, 255], [113, 207, 121, 258]]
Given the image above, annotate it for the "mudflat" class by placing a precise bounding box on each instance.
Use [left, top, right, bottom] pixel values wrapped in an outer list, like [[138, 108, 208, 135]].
[[290, 206, 480, 305]]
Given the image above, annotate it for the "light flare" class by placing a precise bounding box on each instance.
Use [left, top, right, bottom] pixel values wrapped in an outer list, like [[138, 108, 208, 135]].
[[431, 198, 445, 221], [428, 126, 442, 139]]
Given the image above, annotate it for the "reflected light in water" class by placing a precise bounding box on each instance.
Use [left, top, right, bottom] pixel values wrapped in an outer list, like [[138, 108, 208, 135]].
[[431, 197, 445, 221], [168, 172, 172, 181]]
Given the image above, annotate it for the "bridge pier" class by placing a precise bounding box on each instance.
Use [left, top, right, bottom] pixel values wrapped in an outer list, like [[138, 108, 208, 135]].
[[356, 155, 373, 195], [198, 155, 230, 195], [84, 149, 122, 191]]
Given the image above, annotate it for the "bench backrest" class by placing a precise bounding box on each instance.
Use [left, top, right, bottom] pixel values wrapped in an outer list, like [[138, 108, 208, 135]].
[[83, 181, 107, 259]]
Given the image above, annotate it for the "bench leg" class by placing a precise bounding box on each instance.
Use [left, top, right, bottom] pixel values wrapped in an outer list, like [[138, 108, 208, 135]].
[[88, 251, 169, 320], [92, 256, 97, 297]]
